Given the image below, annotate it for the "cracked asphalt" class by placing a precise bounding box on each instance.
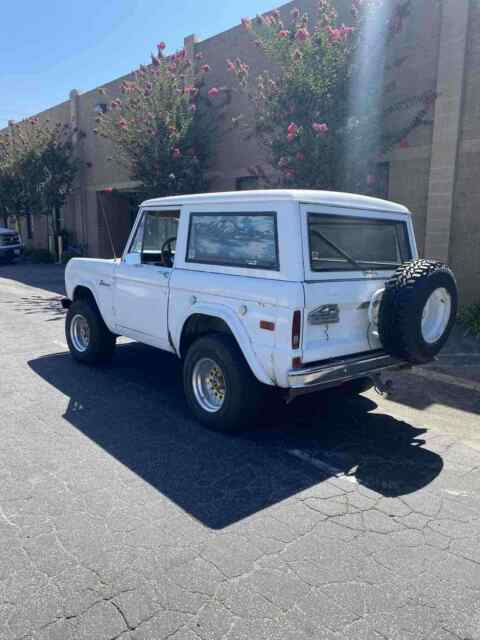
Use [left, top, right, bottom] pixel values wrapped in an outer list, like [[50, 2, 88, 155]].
[[1, 264, 480, 640]]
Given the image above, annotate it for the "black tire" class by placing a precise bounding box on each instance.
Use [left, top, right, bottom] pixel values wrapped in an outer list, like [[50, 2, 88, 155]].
[[183, 334, 265, 432], [339, 377, 374, 395], [378, 259, 458, 365], [65, 299, 116, 364]]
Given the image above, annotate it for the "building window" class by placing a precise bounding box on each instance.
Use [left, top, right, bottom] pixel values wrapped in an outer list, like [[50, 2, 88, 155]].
[[94, 103, 108, 114], [236, 176, 259, 191], [186, 212, 279, 270]]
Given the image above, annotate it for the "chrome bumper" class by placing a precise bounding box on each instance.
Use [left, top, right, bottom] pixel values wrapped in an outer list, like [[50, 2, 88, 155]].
[[288, 352, 409, 398]]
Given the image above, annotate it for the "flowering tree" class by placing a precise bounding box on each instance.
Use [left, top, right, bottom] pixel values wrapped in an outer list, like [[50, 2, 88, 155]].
[[231, 0, 436, 194], [95, 43, 226, 198], [0, 119, 80, 236]]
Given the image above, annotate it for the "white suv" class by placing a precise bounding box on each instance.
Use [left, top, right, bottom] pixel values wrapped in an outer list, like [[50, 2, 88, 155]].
[[63, 190, 457, 431]]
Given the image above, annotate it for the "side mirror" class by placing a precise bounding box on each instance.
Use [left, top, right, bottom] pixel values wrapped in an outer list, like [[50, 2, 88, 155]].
[[124, 253, 141, 266]]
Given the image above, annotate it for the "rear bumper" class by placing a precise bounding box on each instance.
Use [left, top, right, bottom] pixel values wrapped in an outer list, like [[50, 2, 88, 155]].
[[287, 351, 409, 398]]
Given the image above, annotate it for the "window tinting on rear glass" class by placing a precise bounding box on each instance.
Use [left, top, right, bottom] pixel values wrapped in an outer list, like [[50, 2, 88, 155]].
[[186, 213, 279, 270], [308, 213, 411, 272]]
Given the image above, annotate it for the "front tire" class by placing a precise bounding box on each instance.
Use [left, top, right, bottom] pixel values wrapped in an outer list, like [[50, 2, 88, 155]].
[[183, 334, 264, 432], [65, 300, 116, 364]]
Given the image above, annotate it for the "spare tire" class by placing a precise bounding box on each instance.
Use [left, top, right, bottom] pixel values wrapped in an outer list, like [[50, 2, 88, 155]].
[[378, 259, 458, 365]]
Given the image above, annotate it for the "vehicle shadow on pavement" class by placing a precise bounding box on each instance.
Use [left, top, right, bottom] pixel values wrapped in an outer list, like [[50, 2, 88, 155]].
[[0, 263, 66, 295], [28, 342, 444, 529]]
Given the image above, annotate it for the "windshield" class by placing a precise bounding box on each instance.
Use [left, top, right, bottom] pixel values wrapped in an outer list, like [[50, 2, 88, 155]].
[[307, 213, 411, 272]]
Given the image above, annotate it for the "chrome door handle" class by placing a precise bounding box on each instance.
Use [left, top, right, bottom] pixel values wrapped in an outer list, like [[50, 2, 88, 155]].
[[99, 280, 111, 287]]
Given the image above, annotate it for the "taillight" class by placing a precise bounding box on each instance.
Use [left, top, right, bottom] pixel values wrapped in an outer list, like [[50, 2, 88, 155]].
[[292, 310, 302, 350]]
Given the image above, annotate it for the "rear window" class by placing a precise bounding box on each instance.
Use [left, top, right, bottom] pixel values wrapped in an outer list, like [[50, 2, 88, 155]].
[[308, 213, 411, 272], [186, 212, 279, 270]]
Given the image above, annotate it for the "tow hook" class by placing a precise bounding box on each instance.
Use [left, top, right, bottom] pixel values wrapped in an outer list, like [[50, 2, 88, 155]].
[[371, 373, 393, 398]]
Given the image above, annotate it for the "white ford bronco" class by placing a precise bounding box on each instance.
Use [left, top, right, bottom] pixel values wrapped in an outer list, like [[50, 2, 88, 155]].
[[63, 190, 457, 431]]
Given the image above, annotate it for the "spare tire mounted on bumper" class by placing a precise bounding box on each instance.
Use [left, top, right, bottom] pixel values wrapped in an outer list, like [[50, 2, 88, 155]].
[[378, 259, 458, 365]]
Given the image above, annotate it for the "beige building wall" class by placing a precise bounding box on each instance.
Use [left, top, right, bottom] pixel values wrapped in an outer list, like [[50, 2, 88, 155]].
[[2, 0, 479, 304]]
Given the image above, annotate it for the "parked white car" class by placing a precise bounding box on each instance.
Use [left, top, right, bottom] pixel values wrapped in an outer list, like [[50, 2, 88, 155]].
[[0, 227, 23, 263], [63, 190, 457, 431]]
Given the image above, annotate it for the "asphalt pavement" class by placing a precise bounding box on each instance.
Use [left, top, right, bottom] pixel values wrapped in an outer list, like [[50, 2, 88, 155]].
[[1, 263, 479, 640]]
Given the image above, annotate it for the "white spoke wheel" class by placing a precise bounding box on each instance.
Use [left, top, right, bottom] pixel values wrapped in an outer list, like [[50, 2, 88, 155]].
[[192, 357, 226, 413], [421, 287, 452, 344], [70, 314, 91, 353]]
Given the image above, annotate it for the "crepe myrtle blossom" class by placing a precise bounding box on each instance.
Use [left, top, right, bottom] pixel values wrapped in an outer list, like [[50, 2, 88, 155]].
[[201, 64, 211, 73], [313, 122, 329, 134], [295, 28, 310, 43], [227, 59, 236, 72], [287, 122, 298, 136], [157, 42, 166, 51], [278, 30, 289, 38], [208, 87, 220, 97]]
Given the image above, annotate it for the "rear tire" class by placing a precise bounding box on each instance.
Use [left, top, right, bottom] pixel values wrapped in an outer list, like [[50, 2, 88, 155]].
[[65, 300, 116, 364], [183, 334, 265, 432]]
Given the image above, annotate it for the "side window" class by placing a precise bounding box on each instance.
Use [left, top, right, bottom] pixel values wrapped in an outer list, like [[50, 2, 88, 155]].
[[186, 212, 279, 270], [128, 210, 179, 267]]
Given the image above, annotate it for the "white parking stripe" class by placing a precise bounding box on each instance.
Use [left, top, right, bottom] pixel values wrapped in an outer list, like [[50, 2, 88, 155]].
[[287, 449, 358, 484], [411, 368, 480, 393]]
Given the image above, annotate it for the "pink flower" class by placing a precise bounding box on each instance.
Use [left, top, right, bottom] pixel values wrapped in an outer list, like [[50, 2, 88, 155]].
[[226, 59, 236, 72], [278, 30, 289, 38], [295, 28, 310, 42], [313, 122, 329, 134], [208, 87, 220, 97], [201, 64, 211, 73], [157, 41, 166, 51], [118, 118, 128, 130], [287, 122, 298, 136], [184, 85, 196, 94], [172, 148, 182, 159]]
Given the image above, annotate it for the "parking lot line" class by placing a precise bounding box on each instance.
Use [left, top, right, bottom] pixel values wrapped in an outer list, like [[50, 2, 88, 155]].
[[287, 449, 358, 484], [412, 367, 480, 393]]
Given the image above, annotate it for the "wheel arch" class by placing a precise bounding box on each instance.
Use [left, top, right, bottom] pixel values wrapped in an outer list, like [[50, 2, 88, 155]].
[[177, 305, 274, 386]]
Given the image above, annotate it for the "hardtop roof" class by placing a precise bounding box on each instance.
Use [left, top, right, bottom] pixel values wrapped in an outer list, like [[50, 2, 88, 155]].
[[140, 189, 410, 215]]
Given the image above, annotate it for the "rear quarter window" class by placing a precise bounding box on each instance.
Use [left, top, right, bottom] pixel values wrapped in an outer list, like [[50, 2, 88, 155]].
[[186, 212, 279, 270]]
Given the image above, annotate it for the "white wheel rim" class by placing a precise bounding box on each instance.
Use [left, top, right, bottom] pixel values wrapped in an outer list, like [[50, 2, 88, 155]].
[[192, 357, 226, 413], [70, 314, 91, 352], [421, 287, 452, 344]]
